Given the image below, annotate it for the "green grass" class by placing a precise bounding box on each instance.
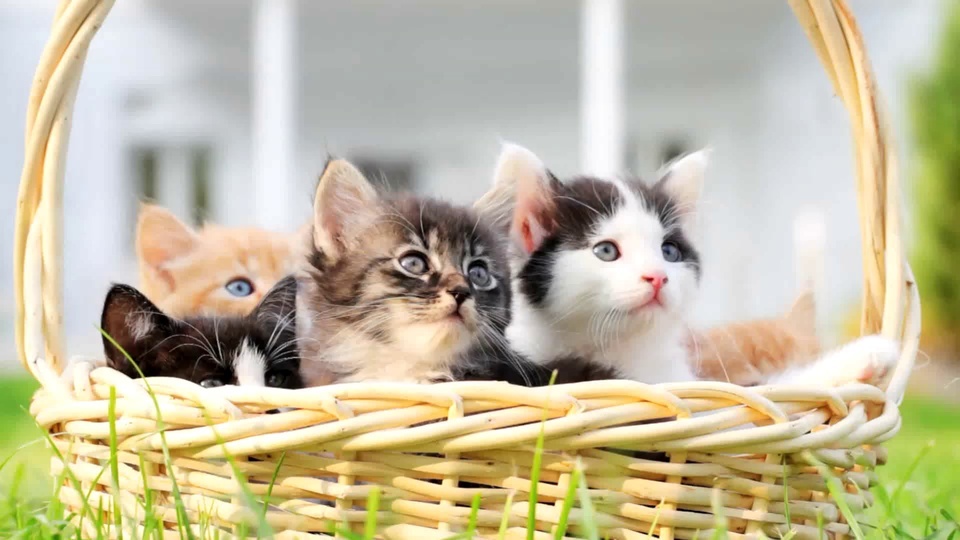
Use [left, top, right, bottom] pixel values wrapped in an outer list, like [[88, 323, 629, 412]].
[[1, 374, 958, 539], [866, 396, 960, 537]]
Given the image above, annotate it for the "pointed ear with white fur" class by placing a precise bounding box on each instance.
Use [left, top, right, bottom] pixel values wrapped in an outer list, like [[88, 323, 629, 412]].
[[656, 149, 708, 234], [312, 159, 380, 261], [474, 143, 558, 256], [136, 204, 198, 292]]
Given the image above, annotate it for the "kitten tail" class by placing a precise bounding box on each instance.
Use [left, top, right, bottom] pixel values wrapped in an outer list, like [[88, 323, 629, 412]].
[[789, 207, 826, 337]]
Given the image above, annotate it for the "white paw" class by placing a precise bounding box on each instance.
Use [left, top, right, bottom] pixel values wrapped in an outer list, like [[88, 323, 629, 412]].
[[827, 335, 899, 387]]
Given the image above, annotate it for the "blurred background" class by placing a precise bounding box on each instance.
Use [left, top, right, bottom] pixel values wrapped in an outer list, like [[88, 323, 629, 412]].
[[0, 0, 955, 381], [0, 0, 942, 368], [1, 1, 959, 531], [0, 0, 942, 367]]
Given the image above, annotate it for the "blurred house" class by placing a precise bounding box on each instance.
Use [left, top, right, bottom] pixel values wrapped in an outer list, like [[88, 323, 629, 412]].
[[0, 0, 943, 368]]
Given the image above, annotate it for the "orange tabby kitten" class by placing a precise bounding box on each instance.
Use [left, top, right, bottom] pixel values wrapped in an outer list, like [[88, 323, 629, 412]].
[[136, 203, 305, 318], [688, 209, 825, 385], [689, 290, 820, 385]]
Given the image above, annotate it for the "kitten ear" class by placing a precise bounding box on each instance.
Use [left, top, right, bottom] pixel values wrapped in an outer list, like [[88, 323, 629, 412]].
[[656, 149, 709, 233], [100, 284, 174, 378], [475, 143, 558, 255], [136, 204, 198, 275], [312, 159, 380, 260], [252, 275, 298, 328]]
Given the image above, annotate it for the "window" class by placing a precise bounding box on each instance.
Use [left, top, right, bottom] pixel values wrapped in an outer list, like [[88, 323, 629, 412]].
[[191, 148, 211, 226], [129, 145, 213, 251]]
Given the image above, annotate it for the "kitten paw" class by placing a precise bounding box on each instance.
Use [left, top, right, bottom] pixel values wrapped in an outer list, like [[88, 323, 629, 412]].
[[829, 335, 899, 387]]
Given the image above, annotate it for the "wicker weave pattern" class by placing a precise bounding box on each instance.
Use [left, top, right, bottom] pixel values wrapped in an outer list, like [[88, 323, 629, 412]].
[[14, 0, 919, 538]]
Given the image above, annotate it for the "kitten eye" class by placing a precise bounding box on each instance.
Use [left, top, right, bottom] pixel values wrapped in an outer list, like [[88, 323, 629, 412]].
[[398, 252, 429, 275], [592, 241, 620, 262], [661, 241, 682, 263], [467, 261, 493, 288], [225, 278, 254, 297], [266, 371, 290, 388], [200, 378, 225, 388]]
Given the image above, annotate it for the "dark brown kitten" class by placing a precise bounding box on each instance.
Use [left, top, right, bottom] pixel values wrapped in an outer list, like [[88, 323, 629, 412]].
[[298, 159, 521, 384], [101, 276, 303, 389]]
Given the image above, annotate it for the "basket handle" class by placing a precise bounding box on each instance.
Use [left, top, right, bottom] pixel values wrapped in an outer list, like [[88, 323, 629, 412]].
[[14, 0, 116, 385], [788, 0, 919, 403]]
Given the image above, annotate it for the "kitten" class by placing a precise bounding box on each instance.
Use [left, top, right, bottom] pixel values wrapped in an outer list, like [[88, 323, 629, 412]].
[[690, 290, 821, 385], [136, 203, 305, 318], [475, 143, 898, 388], [475, 143, 702, 384], [297, 159, 515, 385], [690, 210, 824, 385], [100, 275, 303, 389]]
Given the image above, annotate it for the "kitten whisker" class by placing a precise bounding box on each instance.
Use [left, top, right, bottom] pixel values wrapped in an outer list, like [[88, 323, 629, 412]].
[[265, 310, 298, 355]]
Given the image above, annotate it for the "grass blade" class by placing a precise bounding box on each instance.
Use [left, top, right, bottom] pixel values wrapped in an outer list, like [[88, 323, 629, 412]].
[[574, 458, 600, 540], [365, 487, 380, 540], [100, 328, 197, 540], [466, 493, 481, 538], [261, 451, 286, 523], [528, 370, 558, 540], [108, 386, 123, 538], [498, 491, 515, 540], [554, 467, 581, 540], [804, 452, 865, 540], [892, 441, 935, 506]]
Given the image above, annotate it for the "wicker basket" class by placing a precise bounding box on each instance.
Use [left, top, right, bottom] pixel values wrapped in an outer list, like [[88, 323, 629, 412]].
[[14, 1, 920, 538]]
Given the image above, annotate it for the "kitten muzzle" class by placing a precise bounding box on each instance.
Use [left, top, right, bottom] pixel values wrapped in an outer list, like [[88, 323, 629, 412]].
[[629, 292, 663, 313]]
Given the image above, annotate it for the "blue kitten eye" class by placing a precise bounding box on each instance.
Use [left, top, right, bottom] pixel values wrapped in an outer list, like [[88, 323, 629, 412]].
[[592, 241, 620, 262], [661, 241, 682, 263], [399, 252, 429, 275], [467, 261, 492, 288], [225, 278, 254, 297], [200, 378, 225, 388], [266, 371, 290, 388]]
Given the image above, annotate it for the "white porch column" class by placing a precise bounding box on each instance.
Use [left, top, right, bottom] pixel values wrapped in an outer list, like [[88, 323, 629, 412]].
[[156, 146, 194, 224], [251, 0, 298, 231], [579, 0, 625, 177]]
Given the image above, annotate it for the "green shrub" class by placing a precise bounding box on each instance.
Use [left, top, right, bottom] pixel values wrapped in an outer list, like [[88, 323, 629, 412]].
[[909, 0, 960, 357]]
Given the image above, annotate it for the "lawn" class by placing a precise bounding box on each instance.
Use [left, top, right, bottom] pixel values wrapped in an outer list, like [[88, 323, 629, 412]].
[[1, 374, 958, 538]]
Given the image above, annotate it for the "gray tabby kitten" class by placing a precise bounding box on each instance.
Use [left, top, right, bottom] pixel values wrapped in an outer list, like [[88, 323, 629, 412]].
[[297, 159, 519, 384]]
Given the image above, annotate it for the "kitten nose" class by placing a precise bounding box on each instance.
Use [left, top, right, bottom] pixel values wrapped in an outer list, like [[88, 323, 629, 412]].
[[641, 272, 668, 293], [448, 286, 471, 306]]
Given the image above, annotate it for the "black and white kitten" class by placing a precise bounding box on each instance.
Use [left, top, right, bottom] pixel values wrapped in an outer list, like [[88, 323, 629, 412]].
[[475, 143, 899, 388], [297, 159, 518, 384], [100, 276, 303, 389], [473, 143, 704, 384]]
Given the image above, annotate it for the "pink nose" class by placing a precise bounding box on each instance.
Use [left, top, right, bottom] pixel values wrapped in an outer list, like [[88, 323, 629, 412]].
[[642, 272, 668, 293]]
